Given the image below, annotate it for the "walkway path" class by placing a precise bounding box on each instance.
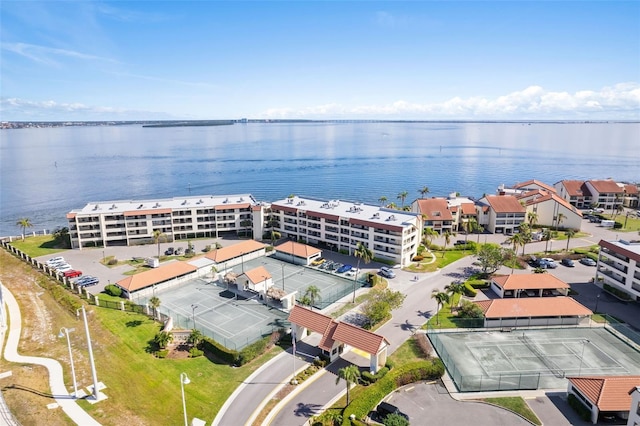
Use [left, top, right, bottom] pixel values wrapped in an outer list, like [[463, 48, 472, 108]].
[[1, 282, 101, 426]]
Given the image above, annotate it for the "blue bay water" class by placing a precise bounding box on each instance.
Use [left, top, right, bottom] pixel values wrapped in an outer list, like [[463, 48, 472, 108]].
[[1, 121, 638, 237]]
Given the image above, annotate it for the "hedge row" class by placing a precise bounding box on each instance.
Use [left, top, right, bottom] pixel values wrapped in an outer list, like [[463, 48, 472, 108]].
[[463, 282, 477, 297], [342, 360, 444, 425], [199, 329, 286, 366], [603, 283, 633, 301], [466, 279, 489, 289]]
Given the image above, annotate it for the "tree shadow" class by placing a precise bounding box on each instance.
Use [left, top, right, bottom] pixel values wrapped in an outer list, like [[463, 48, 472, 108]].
[[125, 320, 143, 327], [293, 402, 323, 418]]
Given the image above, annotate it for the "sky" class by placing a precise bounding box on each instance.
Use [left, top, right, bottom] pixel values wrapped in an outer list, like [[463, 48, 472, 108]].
[[1, 1, 639, 121]]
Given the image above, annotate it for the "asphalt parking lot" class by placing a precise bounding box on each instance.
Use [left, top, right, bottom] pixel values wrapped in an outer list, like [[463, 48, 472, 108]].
[[380, 381, 532, 426]]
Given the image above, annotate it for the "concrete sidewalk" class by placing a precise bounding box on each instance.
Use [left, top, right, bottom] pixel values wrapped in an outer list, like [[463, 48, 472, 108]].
[[1, 282, 101, 426]]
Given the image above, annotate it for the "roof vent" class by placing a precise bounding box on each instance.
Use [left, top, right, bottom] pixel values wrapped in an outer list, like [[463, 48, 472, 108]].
[[387, 215, 396, 221], [154, 203, 160, 208], [373, 212, 380, 219], [182, 200, 188, 205], [137, 204, 143, 209], [239, 197, 244, 202], [93, 204, 99, 211], [110, 204, 117, 210]]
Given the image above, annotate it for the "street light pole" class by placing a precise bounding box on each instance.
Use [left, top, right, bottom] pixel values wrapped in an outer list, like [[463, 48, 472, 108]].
[[281, 264, 285, 290], [58, 327, 78, 398], [578, 339, 590, 375], [180, 372, 190, 426], [191, 304, 198, 330], [79, 306, 100, 401]]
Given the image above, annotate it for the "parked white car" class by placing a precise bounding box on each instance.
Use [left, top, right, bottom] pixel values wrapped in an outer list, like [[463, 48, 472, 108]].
[[46, 257, 65, 266]]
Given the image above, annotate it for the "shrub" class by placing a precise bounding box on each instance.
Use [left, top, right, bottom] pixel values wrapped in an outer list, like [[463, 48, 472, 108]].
[[383, 413, 409, 426], [313, 357, 328, 368], [104, 284, 122, 297], [568, 394, 591, 421], [413, 333, 433, 358], [412, 255, 424, 261], [156, 349, 169, 358], [203, 245, 212, 252], [385, 359, 395, 370], [457, 300, 484, 319], [107, 258, 118, 265], [200, 337, 239, 365], [463, 282, 477, 297], [466, 279, 489, 289], [361, 367, 389, 385], [189, 348, 204, 358], [341, 360, 444, 425], [603, 283, 632, 300]]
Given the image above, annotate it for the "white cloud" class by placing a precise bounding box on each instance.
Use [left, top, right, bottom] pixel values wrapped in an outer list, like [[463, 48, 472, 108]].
[[0, 98, 172, 120], [261, 83, 640, 119], [1, 42, 116, 67]]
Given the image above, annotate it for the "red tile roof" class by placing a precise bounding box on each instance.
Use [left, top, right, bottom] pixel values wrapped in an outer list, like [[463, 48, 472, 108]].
[[244, 266, 271, 285], [484, 195, 526, 213], [275, 241, 322, 258], [588, 179, 624, 194], [624, 184, 639, 195], [332, 321, 388, 355], [522, 193, 582, 217], [205, 240, 266, 263], [568, 376, 640, 411], [288, 305, 389, 355], [492, 274, 570, 290], [116, 262, 197, 292], [559, 180, 591, 197], [416, 198, 453, 221], [288, 305, 334, 335], [513, 179, 556, 193], [478, 297, 591, 318], [461, 203, 477, 215]]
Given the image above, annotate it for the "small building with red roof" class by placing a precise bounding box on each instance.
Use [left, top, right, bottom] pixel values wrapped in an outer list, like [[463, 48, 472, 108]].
[[585, 180, 625, 211], [413, 198, 454, 234], [490, 274, 571, 298], [474, 296, 592, 328], [554, 180, 594, 209], [288, 305, 389, 373], [274, 241, 322, 265], [567, 376, 640, 424]]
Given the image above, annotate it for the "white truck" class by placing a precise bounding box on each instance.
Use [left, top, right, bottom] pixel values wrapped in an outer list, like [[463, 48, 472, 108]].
[[601, 220, 615, 228]]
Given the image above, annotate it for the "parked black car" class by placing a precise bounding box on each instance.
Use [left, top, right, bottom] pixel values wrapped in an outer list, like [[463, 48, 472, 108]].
[[376, 402, 409, 422], [561, 258, 575, 267], [165, 247, 175, 255], [528, 255, 540, 267]]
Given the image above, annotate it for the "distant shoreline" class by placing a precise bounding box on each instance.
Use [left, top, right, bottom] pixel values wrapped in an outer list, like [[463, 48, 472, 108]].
[[2, 119, 639, 130]]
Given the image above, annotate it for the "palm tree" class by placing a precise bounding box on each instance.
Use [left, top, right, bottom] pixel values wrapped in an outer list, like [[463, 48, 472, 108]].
[[565, 229, 576, 251], [353, 242, 373, 302], [506, 233, 524, 254], [613, 204, 624, 220], [431, 290, 450, 325], [303, 285, 321, 310], [152, 229, 167, 259], [153, 331, 173, 349], [418, 186, 430, 198], [543, 228, 552, 253], [462, 219, 471, 245], [16, 217, 33, 241], [335, 365, 360, 406], [556, 213, 566, 231], [518, 223, 532, 255], [187, 329, 204, 347], [378, 196, 388, 207], [423, 226, 438, 248], [442, 230, 452, 258], [445, 281, 466, 308], [527, 212, 538, 228], [149, 296, 161, 320], [397, 191, 408, 208]]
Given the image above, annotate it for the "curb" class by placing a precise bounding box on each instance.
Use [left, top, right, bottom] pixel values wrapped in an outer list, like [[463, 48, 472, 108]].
[[262, 367, 330, 426]]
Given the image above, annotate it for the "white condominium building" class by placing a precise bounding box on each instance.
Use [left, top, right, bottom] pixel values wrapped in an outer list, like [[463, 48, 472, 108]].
[[596, 239, 640, 302], [269, 196, 422, 266], [67, 194, 265, 249]]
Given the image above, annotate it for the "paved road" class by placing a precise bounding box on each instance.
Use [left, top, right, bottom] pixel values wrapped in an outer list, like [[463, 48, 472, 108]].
[[385, 382, 532, 426], [1, 283, 101, 426]]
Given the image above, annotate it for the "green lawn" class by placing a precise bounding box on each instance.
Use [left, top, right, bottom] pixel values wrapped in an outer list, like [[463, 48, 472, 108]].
[[407, 250, 469, 273], [78, 307, 282, 424], [482, 397, 541, 425], [8, 235, 67, 258]]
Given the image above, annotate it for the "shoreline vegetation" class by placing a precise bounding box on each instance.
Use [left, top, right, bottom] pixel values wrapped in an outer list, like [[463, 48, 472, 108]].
[[142, 120, 235, 128], [3, 119, 638, 130]]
